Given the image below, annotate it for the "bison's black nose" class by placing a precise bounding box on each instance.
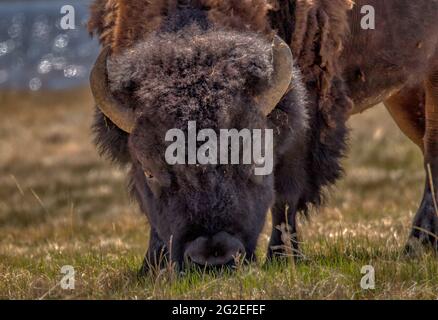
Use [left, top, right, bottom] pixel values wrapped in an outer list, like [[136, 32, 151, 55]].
[[184, 232, 245, 267]]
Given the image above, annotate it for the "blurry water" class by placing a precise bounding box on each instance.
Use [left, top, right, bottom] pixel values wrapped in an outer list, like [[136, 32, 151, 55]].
[[0, 0, 100, 90]]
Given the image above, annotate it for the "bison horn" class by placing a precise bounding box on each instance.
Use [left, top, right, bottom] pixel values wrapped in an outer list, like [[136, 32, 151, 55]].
[[90, 47, 137, 133], [256, 36, 294, 116]]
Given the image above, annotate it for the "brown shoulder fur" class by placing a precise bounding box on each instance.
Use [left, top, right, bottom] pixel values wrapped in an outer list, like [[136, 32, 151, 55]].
[[289, 0, 354, 209], [288, 0, 355, 129], [269, 0, 354, 210]]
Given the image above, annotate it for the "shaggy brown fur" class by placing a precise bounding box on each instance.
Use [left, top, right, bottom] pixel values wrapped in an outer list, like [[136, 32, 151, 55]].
[[291, 0, 354, 125], [271, 0, 354, 128], [89, 0, 355, 195], [269, 0, 354, 210], [89, 0, 354, 125], [89, 0, 274, 52]]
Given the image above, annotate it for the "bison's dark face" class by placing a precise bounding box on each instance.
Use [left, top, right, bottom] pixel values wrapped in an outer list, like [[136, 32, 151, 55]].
[[130, 124, 275, 267], [90, 26, 296, 268]]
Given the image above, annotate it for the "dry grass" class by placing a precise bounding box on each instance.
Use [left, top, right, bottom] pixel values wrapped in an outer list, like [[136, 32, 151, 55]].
[[0, 89, 437, 300]]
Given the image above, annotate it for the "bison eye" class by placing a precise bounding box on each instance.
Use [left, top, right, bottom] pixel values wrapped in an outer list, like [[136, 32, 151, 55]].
[[144, 170, 154, 179]]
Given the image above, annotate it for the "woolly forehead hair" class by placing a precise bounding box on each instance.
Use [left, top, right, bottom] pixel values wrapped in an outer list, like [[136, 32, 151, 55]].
[[107, 28, 274, 127]]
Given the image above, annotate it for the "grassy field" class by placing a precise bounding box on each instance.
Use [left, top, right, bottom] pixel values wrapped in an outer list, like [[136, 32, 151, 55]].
[[0, 88, 437, 300]]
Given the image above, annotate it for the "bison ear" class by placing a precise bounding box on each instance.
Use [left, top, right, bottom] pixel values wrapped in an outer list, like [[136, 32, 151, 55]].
[[255, 36, 294, 116]]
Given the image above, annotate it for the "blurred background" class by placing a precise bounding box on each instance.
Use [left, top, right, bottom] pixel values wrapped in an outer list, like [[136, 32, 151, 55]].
[[0, 0, 99, 91]]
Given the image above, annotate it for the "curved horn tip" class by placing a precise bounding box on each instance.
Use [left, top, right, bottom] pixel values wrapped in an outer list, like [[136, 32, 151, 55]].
[[90, 46, 137, 133], [258, 36, 294, 116]]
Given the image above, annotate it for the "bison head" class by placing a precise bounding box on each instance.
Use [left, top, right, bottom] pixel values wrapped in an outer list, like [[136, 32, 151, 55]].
[[90, 25, 300, 269]]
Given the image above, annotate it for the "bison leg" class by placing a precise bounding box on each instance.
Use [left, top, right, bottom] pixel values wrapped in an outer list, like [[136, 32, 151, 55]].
[[267, 199, 301, 262], [388, 73, 438, 252], [139, 228, 169, 275], [407, 71, 438, 252]]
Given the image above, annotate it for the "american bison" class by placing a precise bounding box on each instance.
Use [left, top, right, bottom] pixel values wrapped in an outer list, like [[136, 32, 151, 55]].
[[88, 0, 438, 271]]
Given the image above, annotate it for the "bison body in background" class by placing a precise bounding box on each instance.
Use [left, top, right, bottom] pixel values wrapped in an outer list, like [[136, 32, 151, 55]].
[[89, 0, 438, 271]]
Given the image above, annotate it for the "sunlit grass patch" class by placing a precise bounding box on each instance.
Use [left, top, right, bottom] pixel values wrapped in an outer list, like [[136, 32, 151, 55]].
[[0, 90, 436, 299]]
